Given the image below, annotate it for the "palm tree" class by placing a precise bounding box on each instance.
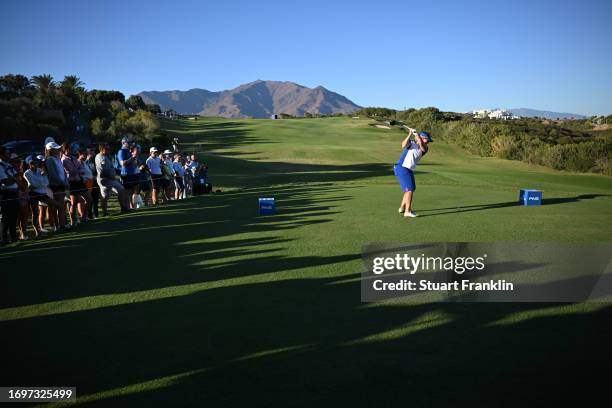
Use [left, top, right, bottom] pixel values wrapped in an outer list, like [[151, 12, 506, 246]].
[[31, 74, 55, 93], [60, 75, 86, 107], [31, 74, 56, 108], [61, 75, 84, 91]]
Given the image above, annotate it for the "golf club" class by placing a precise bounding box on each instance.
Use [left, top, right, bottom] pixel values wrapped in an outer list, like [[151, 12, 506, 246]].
[[401, 125, 419, 140]]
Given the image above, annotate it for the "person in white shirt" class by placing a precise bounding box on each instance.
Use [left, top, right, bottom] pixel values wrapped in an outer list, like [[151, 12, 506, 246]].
[[393, 128, 433, 218], [24, 156, 61, 235], [145, 147, 167, 204]]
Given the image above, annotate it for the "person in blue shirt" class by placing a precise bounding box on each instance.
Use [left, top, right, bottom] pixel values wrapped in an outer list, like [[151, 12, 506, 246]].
[[117, 136, 139, 208], [172, 153, 186, 200], [187, 154, 200, 177], [393, 128, 432, 218]]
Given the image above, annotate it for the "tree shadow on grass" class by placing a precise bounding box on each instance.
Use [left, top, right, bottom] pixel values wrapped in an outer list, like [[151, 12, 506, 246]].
[[418, 194, 610, 217], [3, 274, 611, 407], [1, 181, 358, 307], [162, 120, 279, 154]]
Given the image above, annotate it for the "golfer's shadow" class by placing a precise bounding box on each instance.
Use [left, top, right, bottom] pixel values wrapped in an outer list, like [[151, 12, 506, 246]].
[[419, 194, 610, 217]]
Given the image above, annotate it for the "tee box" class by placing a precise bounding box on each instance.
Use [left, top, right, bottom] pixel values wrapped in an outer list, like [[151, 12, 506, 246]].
[[258, 197, 276, 215], [519, 189, 542, 206]]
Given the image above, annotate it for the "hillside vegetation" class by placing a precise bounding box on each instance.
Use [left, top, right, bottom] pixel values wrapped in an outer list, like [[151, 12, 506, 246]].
[[356, 107, 612, 175]]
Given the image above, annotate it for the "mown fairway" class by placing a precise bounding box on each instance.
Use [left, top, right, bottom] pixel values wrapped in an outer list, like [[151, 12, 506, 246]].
[[2, 117, 611, 406]]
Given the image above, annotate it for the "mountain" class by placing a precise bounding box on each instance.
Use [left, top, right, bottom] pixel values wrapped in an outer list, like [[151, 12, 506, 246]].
[[507, 108, 587, 120], [138, 80, 361, 118]]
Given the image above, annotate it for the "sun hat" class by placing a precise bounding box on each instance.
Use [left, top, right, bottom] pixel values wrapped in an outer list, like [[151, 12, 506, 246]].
[[149, 147, 159, 153], [46, 141, 61, 150], [419, 131, 433, 142]]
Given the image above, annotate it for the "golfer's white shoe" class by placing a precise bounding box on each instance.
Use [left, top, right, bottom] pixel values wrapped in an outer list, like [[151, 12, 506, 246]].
[[398, 206, 405, 213], [404, 210, 418, 218]]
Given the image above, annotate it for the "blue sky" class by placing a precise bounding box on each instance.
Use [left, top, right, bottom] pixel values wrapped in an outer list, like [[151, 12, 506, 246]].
[[1, 0, 611, 115]]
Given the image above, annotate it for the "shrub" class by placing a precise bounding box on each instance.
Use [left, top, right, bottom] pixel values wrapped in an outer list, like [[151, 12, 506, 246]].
[[539, 141, 608, 172], [402, 107, 444, 132], [355, 107, 396, 118], [491, 135, 520, 159]]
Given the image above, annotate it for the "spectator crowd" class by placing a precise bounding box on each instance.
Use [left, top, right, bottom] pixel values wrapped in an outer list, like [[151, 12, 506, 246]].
[[0, 136, 211, 245]]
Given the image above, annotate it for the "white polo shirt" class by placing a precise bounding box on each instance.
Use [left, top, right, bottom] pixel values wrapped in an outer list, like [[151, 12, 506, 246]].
[[401, 141, 424, 170]]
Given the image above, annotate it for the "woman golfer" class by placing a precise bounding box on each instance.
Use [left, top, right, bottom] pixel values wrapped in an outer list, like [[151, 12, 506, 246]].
[[394, 128, 432, 217]]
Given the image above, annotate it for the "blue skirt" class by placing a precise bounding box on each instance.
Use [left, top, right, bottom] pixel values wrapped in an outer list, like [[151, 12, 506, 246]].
[[393, 165, 416, 192]]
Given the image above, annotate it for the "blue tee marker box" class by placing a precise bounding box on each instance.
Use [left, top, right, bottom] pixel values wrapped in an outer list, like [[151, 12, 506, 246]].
[[258, 197, 276, 215], [519, 189, 542, 206]]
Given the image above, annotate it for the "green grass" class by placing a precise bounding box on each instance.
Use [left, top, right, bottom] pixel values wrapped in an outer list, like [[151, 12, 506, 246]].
[[2, 117, 611, 406]]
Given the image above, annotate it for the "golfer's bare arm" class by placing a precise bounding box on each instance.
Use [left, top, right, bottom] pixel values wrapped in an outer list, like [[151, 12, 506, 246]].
[[401, 135, 410, 149], [414, 134, 428, 155]]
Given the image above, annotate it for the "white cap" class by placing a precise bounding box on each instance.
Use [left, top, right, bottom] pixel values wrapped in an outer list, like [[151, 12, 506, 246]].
[[46, 141, 61, 150], [163, 149, 173, 155], [44, 136, 56, 145], [149, 147, 158, 153], [25, 155, 33, 164], [36, 155, 45, 161]]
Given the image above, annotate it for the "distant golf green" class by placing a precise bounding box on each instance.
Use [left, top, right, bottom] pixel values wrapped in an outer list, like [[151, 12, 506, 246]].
[[2, 117, 611, 406]]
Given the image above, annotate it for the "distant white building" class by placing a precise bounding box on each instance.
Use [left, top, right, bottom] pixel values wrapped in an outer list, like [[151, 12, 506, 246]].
[[473, 109, 489, 119], [472, 108, 520, 120], [162, 109, 178, 119]]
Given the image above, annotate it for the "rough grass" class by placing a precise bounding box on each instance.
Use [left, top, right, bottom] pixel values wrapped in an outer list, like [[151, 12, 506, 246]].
[[1, 117, 611, 407]]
